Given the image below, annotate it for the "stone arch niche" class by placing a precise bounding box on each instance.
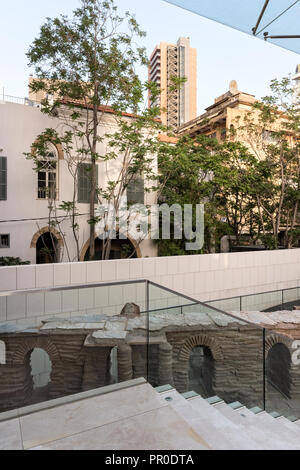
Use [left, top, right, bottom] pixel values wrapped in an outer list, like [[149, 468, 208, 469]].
[[12, 337, 61, 406], [189, 345, 215, 398], [30, 348, 52, 389], [25, 348, 52, 404], [175, 334, 223, 394], [265, 335, 292, 400]]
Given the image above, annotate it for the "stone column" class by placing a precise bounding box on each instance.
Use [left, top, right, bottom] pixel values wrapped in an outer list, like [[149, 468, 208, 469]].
[[82, 348, 111, 392], [132, 345, 147, 379], [158, 342, 173, 386], [118, 344, 133, 382]]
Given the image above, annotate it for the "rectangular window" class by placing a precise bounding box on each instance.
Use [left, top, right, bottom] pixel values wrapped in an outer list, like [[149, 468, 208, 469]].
[[0, 157, 7, 201], [78, 163, 98, 203], [127, 174, 144, 205], [0, 234, 10, 248], [38, 163, 57, 199]]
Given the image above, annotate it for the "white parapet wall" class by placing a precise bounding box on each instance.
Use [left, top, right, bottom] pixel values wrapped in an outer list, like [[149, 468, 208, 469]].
[[0, 250, 300, 301]]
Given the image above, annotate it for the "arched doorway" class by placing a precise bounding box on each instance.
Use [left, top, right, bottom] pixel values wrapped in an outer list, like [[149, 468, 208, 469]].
[[31, 227, 63, 264], [266, 343, 291, 399], [25, 348, 52, 405], [36, 231, 59, 264], [30, 348, 52, 389], [189, 345, 215, 398], [82, 235, 139, 261]]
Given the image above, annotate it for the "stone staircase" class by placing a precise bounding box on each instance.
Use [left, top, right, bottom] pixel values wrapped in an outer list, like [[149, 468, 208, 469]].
[[155, 385, 300, 450]]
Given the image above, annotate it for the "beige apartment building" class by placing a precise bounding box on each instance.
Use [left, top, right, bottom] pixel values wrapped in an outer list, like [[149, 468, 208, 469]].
[[177, 80, 258, 141], [178, 78, 298, 148], [149, 37, 197, 129]]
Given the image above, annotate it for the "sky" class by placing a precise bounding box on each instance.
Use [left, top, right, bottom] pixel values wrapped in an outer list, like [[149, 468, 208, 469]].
[[0, 0, 299, 115]]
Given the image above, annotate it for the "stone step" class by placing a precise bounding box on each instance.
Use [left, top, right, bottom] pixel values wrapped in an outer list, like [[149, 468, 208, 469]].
[[237, 405, 300, 432], [158, 389, 246, 450], [236, 404, 300, 445], [184, 395, 266, 450], [156, 387, 300, 450], [198, 397, 299, 450], [161, 389, 265, 450], [213, 401, 300, 450]]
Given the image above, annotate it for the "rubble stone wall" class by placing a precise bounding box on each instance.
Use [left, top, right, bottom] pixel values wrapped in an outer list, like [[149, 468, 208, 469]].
[[1, 326, 300, 413]]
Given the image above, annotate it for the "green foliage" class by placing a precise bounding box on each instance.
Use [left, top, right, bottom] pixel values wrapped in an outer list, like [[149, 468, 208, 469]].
[[232, 75, 300, 249], [157, 135, 258, 254], [0, 257, 30, 266], [27, 0, 148, 114]]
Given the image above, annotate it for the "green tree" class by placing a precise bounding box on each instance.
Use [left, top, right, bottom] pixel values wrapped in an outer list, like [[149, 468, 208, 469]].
[[233, 77, 300, 249], [157, 134, 222, 254], [157, 135, 259, 254]]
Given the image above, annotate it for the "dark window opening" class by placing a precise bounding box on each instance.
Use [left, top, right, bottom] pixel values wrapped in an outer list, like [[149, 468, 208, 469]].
[[0, 234, 10, 248], [189, 345, 215, 398], [0, 157, 7, 201]]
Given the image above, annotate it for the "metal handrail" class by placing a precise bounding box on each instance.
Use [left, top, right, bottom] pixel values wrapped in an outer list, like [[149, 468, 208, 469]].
[[205, 283, 300, 310], [1, 94, 41, 107]]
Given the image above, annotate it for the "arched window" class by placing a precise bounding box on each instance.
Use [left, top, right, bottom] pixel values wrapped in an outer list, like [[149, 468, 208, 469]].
[[37, 143, 58, 200], [189, 345, 215, 398], [0, 340, 6, 365]]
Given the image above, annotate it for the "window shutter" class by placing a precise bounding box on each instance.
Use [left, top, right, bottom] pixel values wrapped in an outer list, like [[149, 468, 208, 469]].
[[127, 175, 144, 205], [0, 157, 7, 201], [78, 163, 98, 203]]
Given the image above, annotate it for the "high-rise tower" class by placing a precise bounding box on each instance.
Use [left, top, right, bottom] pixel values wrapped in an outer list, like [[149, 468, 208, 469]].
[[149, 37, 197, 129], [292, 64, 300, 109]]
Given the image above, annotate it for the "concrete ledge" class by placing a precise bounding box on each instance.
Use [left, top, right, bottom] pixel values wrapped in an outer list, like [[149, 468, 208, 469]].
[[0, 377, 146, 423]]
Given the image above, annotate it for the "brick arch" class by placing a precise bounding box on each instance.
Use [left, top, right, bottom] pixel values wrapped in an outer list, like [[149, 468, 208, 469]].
[[79, 233, 142, 261], [12, 337, 60, 365], [178, 334, 223, 363], [174, 333, 222, 394], [30, 227, 64, 249], [265, 334, 291, 356], [31, 138, 64, 160]]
